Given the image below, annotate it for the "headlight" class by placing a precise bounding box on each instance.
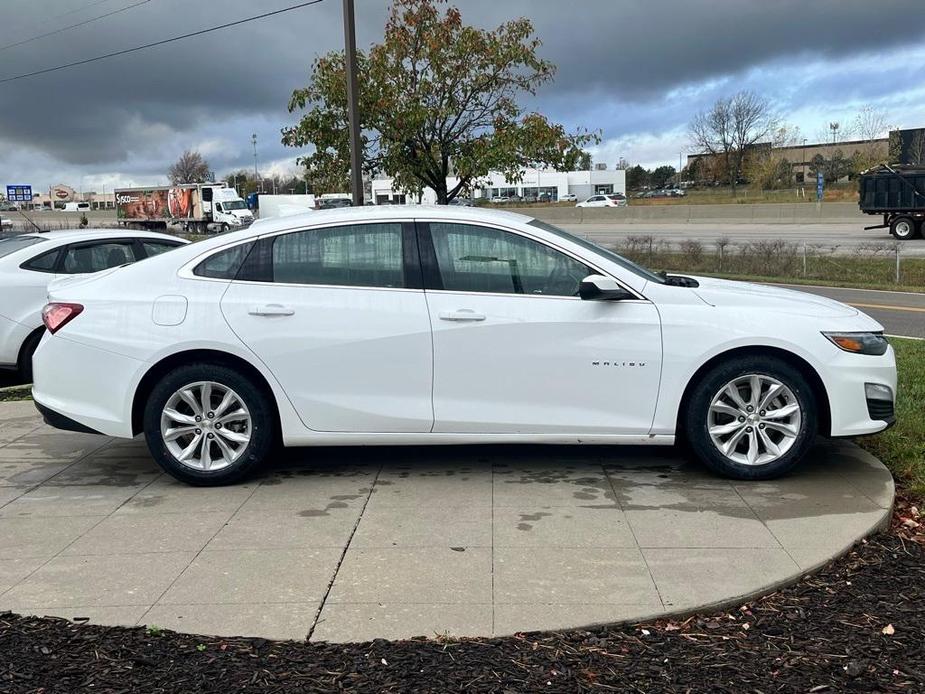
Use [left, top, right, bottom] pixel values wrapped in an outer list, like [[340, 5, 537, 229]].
[[822, 331, 889, 355]]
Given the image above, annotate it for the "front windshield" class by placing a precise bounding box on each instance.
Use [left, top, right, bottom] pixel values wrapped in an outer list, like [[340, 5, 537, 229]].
[[527, 219, 665, 284], [0, 235, 45, 259], [222, 200, 246, 210]]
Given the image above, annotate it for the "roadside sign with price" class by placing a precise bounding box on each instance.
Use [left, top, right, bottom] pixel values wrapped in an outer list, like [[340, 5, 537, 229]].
[[6, 185, 32, 202]]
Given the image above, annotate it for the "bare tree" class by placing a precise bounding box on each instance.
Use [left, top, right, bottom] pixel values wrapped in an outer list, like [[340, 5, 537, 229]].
[[689, 91, 777, 195], [851, 105, 889, 171], [168, 150, 211, 184]]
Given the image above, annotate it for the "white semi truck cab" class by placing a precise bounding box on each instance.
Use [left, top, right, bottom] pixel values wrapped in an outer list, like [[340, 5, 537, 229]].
[[210, 187, 253, 230]]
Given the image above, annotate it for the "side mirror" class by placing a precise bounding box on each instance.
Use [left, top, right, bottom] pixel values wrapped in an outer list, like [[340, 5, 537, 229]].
[[579, 274, 635, 301]]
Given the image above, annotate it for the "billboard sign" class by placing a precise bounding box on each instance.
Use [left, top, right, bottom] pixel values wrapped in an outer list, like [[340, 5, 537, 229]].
[[6, 185, 32, 202]]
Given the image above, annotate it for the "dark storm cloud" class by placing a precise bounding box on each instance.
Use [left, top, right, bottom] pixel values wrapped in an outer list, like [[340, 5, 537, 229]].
[[0, 0, 923, 185]]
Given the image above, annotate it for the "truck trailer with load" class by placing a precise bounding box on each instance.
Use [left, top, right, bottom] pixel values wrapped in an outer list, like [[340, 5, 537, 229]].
[[115, 183, 253, 233], [858, 164, 925, 240]]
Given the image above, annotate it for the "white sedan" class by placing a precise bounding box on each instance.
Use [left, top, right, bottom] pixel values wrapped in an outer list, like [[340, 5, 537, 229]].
[[32, 207, 896, 486], [577, 194, 627, 208], [0, 229, 187, 380]]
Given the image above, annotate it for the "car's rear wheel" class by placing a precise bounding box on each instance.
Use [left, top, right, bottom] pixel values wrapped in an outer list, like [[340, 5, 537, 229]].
[[143, 363, 275, 486], [684, 356, 817, 480]]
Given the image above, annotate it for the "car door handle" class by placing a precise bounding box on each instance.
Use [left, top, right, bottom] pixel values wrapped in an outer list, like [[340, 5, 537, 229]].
[[438, 309, 486, 322], [248, 304, 295, 317]]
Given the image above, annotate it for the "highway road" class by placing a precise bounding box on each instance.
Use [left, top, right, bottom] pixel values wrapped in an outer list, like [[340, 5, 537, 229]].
[[563, 222, 925, 256]]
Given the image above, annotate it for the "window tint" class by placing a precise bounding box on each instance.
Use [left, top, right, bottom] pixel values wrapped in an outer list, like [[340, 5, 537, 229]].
[[429, 223, 591, 297], [62, 242, 136, 274], [194, 242, 253, 279], [142, 240, 181, 258], [0, 236, 45, 259], [21, 249, 60, 273], [271, 223, 403, 288]]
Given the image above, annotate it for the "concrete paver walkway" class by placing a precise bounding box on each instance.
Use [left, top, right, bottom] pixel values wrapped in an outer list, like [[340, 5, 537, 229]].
[[0, 400, 893, 642]]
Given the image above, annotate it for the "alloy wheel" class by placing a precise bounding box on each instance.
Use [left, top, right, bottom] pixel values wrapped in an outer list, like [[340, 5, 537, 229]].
[[707, 374, 802, 466], [160, 381, 252, 471]]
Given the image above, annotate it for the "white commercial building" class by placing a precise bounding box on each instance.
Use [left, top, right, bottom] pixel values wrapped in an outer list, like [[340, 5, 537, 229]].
[[370, 168, 626, 205]]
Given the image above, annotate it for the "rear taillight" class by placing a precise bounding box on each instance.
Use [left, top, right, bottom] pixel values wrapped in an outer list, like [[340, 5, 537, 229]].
[[42, 303, 83, 334]]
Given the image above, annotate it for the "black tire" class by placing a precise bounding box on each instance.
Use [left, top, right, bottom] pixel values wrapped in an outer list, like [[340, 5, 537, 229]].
[[890, 216, 920, 240], [220, 223, 229, 233], [143, 363, 276, 486], [17, 329, 44, 383], [683, 356, 817, 480]]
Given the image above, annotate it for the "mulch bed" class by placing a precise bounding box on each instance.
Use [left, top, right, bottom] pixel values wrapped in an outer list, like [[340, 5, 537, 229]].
[[2, 496, 924, 693]]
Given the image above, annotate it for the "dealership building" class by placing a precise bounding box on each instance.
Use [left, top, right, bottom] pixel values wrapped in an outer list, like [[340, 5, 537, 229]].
[[370, 167, 626, 204]]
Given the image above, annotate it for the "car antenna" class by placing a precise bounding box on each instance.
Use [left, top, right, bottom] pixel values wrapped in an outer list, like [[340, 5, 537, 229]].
[[16, 207, 44, 233]]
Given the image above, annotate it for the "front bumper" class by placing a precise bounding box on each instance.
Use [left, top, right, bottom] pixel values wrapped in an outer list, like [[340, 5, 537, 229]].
[[823, 344, 897, 437]]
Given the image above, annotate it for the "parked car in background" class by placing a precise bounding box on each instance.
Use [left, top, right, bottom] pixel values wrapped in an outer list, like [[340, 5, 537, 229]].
[[449, 198, 474, 207], [0, 230, 187, 381], [559, 194, 577, 202], [490, 196, 511, 204], [576, 193, 628, 208], [317, 197, 353, 210], [0, 202, 19, 212], [33, 206, 895, 487], [62, 202, 92, 212], [0, 217, 12, 230]]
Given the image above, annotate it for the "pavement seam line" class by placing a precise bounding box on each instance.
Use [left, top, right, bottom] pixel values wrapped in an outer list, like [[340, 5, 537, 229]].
[[728, 483, 802, 571], [490, 459, 495, 636], [0, 447, 162, 602], [134, 477, 263, 628], [305, 463, 382, 642], [602, 464, 666, 609]]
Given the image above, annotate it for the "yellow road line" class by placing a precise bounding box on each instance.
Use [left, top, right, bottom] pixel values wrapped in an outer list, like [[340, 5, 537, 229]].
[[850, 302, 925, 313]]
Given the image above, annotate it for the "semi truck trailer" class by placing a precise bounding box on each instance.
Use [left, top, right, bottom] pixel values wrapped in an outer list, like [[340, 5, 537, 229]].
[[115, 183, 252, 233]]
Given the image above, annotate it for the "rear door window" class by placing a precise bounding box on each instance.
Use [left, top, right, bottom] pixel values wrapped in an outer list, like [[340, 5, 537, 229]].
[[62, 241, 138, 274]]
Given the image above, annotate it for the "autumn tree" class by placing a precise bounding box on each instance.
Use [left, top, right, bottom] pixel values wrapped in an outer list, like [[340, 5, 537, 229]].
[[282, 0, 597, 204], [168, 150, 211, 184], [689, 91, 777, 195]]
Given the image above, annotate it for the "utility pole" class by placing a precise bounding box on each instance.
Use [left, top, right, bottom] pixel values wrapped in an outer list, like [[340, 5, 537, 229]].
[[343, 0, 364, 206], [251, 133, 260, 194]]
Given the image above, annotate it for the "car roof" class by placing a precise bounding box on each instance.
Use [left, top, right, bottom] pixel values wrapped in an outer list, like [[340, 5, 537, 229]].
[[15, 229, 187, 245], [246, 204, 533, 234]]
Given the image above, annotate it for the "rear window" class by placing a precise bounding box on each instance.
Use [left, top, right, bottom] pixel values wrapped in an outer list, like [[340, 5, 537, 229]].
[[0, 235, 45, 259]]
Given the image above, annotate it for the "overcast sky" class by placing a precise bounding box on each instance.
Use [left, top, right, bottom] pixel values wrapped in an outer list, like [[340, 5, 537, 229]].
[[1, 0, 924, 193]]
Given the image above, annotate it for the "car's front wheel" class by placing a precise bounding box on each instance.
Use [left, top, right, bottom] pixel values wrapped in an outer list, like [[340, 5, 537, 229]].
[[684, 356, 817, 480], [143, 363, 275, 486]]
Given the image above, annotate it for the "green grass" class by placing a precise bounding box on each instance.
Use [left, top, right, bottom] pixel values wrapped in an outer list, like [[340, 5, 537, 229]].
[[858, 337, 925, 498], [685, 272, 925, 294], [0, 385, 31, 402], [614, 243, 925, 290]]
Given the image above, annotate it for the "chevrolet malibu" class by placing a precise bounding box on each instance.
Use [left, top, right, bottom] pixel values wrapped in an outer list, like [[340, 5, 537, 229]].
[[32, 207, 896, 486]]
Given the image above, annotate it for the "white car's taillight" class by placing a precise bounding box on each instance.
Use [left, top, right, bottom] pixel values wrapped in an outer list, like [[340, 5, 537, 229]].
[[42, 302, 84, 334]]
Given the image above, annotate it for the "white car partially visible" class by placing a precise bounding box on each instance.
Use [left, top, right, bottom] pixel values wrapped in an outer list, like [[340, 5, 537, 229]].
[[0, 218, 12, 229], [576, 194, 628, 208], [0, 230, 187, 380], [32, 207, 896, 487]]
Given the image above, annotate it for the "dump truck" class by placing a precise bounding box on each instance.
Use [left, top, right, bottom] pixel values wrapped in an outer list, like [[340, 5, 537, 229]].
[[115, 183, 253, 233], [858, 164, 925, 240]]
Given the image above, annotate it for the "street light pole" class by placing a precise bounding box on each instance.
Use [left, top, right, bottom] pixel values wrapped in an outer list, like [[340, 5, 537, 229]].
[[251, 133, 259, 194], [343, 0, 364, 206]]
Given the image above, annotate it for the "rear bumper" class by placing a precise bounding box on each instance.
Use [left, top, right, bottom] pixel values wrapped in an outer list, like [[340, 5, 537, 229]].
[[34, 400, 104, 435], [32, 333, 143, 438]]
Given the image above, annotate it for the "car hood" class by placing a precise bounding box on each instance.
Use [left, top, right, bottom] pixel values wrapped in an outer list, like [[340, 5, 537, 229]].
[[689, 276, 859, 318]]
